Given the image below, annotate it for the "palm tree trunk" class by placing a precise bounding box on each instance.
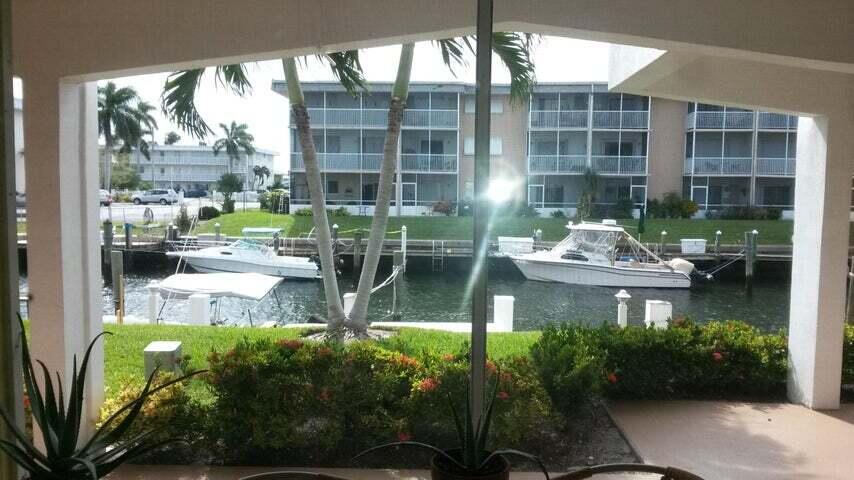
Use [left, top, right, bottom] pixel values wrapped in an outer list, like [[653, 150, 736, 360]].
[[282, 58, 346, 330], [347, 43, 414, 331], [103, 140, 113, 190]]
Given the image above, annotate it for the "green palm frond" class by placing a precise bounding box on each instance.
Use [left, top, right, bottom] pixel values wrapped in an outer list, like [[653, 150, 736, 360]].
[[490, 32, 537, 105], [323, 51, 368, 96], [161, 68, 212, 139], [434, 37, 475, 75]]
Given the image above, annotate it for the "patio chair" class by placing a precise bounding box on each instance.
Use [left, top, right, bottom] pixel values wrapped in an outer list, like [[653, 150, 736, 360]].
[[553, 463, 705, 480], [240, 472, 353, 480]]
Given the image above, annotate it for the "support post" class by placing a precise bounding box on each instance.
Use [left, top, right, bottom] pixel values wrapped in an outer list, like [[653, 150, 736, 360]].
[[659, 230, 667, 256], [214, 222, 221, 242], [744, 230, 756, 294], [147, 283, 160, 324], [331, 223, 339, 270], [0, 1, 24, 476], [124, 222, 132, 250], [352, 231, 363, 281], [401, 225, 407, 273], [392, 250, 403, 322], [714, 230, 722, 263], [615, 289, 631, 328], [788, 115, 850, 409], [470, 0, 493, 428]]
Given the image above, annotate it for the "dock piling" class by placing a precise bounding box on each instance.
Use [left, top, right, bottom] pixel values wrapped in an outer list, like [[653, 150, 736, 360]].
[[615, 289, 631, 328], [659, 230, 667, 256], [352, 231, 363, 280], [401, 226, 407, 273], [110, 250, 124, 322], [392, 250, 403, 321], [214, 222, 221, 242], [744, 230, 758, 293], [124, 222, 133, 249], [714, 230, 722, 263]]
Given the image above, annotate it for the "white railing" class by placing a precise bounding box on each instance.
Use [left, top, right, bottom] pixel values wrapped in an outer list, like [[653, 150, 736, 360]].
[[686, 157, 753, 175], [361, 153, 383, 171], [401, 154, 457, 172], [294, 107, 457, 129], [592, 111, 621, 129], [755, 157, 796, 176], [291, 152, 383, 171], [620, 111, 649, 129], [529, 110, 588, 129], [590, 155, 647, 174], [688, 111, 755, 129], [757, 112, 792, 130], [528, 155, 587, 173], [324, 153, 362, 170]]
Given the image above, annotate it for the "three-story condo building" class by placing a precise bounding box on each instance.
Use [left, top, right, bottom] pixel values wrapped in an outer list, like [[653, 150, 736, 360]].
[[683, 103, 798, 213], [273, 80, 803, 218]]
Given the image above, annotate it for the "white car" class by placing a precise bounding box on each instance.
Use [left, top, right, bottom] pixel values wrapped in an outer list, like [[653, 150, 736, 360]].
[[132, 189, 178, 205], [99, 189, 112, 206]]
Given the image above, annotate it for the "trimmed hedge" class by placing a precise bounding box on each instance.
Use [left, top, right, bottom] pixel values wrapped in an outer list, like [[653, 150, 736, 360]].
[[532, 320, 788, 416]]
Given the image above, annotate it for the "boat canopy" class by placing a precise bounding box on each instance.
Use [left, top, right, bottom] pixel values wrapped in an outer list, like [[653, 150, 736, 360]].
[[566, 222, 625, 233], [156, 273, 283, 301], [242, 227, 282, 236]]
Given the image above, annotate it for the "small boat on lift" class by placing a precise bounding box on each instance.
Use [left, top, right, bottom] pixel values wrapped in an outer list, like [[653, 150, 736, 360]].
[[510, 220, 695, 288], [166, 227, 319, 279]]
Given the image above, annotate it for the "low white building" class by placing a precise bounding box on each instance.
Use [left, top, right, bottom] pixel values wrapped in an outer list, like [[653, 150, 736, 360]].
[[129, 144, 277, 191]]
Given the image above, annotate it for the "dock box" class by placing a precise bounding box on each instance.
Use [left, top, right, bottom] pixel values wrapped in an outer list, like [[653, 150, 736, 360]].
[[498, 236, 534, 254], [680, 239, 707, 254]]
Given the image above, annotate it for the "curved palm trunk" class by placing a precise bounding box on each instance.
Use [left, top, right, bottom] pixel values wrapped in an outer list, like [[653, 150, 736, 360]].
[[283, 58, 346, 330], [347, 44, 414, 331]]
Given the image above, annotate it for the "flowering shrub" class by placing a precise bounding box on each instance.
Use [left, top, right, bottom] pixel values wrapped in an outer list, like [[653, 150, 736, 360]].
[[843, 325, 854, 386], [531, 320, 789, 413], [203, 339, 552, 465]]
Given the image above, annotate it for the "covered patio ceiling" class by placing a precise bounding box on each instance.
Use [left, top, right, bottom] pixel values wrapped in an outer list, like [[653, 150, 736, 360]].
[[4, 1, 854, 469]]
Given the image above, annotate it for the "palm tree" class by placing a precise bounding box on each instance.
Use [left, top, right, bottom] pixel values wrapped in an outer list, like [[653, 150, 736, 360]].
[[121, 100, 158, 168], [212, 121, 255, 177], [260, 165, 271, 186], [252, 165, 271, 188], [346, 34, 537, 333], [98, 82, 155, 189], [163, 56, 365, 332]]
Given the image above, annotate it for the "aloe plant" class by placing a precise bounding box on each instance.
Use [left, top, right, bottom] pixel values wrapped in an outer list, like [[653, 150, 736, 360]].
[[357, 372, 549, 478], [0, 316, 201, 480]]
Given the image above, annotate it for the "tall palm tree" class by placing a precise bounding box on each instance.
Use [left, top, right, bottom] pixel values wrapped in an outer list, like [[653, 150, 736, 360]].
[[346, 34, 537, 333], [164, 131, 181, 145], [162, 55, 366, 332], [98, 82, 155, 189], [212, 121, 255, 177]]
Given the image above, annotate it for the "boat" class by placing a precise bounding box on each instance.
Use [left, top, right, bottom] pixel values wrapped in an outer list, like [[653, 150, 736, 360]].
[[510, 220, 695, 288], [166, 227, 319, 279]]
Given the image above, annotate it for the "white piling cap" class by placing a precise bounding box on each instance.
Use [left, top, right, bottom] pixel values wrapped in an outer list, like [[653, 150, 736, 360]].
[[752, 229, 759, 235], [402, 225, 407, 231], [715, 230, 722, 235], [615, 289, 631, 300], [661, 230, 667, 235], [333, 224, 339, 229], [215, 222, 221, 227]]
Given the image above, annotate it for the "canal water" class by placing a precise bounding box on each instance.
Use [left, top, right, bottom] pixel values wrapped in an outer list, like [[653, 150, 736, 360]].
[[20, 258, 792, 332]]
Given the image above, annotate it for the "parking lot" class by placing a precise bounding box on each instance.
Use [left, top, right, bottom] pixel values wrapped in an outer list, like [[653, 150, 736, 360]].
[[101, 199, 261, 224]]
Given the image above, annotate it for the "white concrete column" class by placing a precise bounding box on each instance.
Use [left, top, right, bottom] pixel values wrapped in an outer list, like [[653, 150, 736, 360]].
[[24, 78, 103, 427], [788, 114, 852, 409]]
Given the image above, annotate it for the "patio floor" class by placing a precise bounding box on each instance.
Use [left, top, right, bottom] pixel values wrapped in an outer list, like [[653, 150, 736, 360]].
[[609, 401, 854, 480]]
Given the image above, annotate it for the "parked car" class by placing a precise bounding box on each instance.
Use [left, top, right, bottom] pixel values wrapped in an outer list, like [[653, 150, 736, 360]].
[[131, 189, 178, 205], [184, 189, 208, 198], [99, 189, 112, 206]]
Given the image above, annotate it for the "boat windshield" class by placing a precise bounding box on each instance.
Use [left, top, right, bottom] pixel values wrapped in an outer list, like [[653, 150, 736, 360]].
[[555, 229, 619, 261], [231, 239, 273, 255]]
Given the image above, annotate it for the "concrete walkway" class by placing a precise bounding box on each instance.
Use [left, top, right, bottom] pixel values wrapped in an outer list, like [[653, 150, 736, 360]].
[[609, 401, 854, 480]]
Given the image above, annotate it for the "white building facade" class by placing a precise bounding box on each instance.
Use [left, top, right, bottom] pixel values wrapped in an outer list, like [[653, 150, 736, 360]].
[[131, 145, 277, 191]]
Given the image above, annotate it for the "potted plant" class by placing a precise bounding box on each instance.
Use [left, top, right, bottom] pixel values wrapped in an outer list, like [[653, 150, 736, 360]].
[[0, 316, 201, 479], [357, 373, 549, 480]]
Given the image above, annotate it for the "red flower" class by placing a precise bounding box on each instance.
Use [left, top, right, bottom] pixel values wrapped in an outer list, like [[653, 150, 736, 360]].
[[607, 372, 618, 384], [397, 354, 420, 368], [485, 360, 497, 375], [712, 351, 723, 362], [397, 431, 412, 442], [317, 346, 333, 357], [496, 391, 510, 400], [418, 377, 439, 393], [441, 354, 456, 362], [22, 394, 30, 410], [317, 387, 331, 402]]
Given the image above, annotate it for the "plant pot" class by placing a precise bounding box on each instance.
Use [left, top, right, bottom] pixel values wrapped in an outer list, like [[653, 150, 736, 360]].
[[431, 448, 510, 480]]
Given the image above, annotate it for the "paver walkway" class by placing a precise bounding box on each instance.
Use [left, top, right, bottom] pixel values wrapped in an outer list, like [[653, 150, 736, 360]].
[[609, 401, 854, 480]]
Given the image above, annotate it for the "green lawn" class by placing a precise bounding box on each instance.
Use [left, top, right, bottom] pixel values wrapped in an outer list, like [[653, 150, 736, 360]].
[[101, 323, 539, 399], [196, 210, 795, 244]]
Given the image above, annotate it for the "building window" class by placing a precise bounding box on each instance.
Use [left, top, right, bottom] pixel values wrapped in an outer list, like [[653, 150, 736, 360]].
[[160, 168, 165, 174], [327, 180, 339, 194], [490, 137, 503, 156], [464, 137, 475, 155]]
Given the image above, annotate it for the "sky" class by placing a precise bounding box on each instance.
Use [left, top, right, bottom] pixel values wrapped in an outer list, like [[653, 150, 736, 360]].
[[20, 36, 612, 173]]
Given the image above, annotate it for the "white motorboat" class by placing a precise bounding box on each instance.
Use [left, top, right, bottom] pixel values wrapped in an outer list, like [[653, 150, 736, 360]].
[[510, 220, 695, 288], [167, 227, 319, 279]]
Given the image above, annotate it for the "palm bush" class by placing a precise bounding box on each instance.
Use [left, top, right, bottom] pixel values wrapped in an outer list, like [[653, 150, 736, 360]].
[[0, 316, 200, 480]]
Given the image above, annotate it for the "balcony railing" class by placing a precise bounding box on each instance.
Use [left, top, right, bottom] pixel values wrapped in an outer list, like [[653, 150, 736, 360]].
[[757, 112, 798, 130], [590, 155, 647, 174], [686, 111, 755, 129], [528, 155, 587, 174], [295, 108, 458, 129], [755, 157, 796, 176], [401, 154, 457, 172], [683, 157, 753, 175], [290, 152, 383, 172], [592, 111, 649, 129], [529, 110, 588, 129]]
